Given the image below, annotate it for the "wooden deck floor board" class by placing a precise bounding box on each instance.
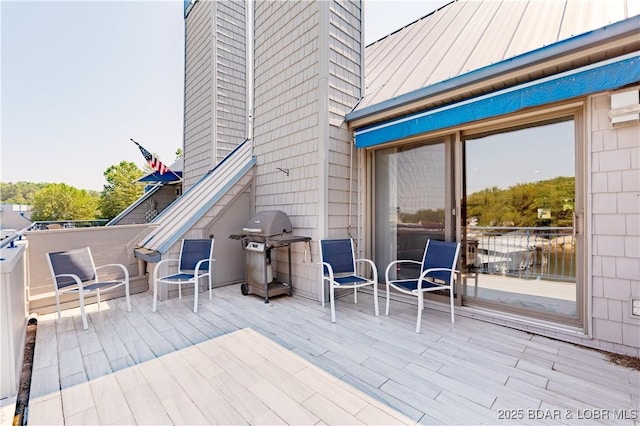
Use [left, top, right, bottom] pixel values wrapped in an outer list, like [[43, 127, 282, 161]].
[[25, 284, 639, 425]]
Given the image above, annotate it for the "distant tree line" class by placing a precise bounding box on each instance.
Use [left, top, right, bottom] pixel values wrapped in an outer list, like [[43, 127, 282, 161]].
[[0, 182, 49, 204], [1, 161, 144, 221], [398, 176, 575, 228], [465, 176, 575, 227], [2, 147, 182, 222]]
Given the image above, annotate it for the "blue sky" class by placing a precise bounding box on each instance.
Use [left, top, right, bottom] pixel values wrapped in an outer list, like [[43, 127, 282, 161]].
[[1, 0, 448, 191]]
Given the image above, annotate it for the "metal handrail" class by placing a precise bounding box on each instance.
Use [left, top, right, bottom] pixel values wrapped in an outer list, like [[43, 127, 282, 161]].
[[0, 223, 38, 249]]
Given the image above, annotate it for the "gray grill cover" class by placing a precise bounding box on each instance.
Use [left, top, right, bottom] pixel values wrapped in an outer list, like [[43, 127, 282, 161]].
[[242, 210, 293, 236]]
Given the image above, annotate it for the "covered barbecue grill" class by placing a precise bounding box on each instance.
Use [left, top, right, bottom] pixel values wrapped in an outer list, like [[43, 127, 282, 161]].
[[229, 210, 311, 302]]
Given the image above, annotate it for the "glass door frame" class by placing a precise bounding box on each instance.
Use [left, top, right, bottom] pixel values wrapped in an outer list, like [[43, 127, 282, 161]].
[[368, 134, 461, 307], [454, 103, 586, 327], [367, 101, 587, 327]]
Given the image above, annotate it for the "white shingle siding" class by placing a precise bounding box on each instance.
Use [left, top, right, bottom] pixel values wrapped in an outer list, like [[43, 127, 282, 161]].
[[327, 0, 362, 241], [590, 90, 640, 355], [215, 1, 247, 163], [184, 1, 214, 190], [253, 0, 362, 299], [110, 186, 178, 225], [183, 0, 247, 191]]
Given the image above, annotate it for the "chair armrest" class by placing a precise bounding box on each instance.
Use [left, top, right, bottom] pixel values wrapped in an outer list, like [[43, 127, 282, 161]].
[[321, 261, 334, 280], [154, 258, 179, 280], [54, 273, 83, 290], [194, 258, 215, 277], [95, 263, 129, 282], [420, 267, 459, 278], [418, 267, 459, 288], [385, 260, 421, 282], [355, 258, 378, 282]]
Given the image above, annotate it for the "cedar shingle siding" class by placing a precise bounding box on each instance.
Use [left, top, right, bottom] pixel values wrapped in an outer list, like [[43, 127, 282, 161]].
[[252, 1, 362, 298], [183, 0, 247, 191]]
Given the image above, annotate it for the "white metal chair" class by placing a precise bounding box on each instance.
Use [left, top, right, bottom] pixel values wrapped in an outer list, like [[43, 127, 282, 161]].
[[319, 238, 379, 323], [46, 247, 130, 330], [385, 239, 460, 333], [153, 239, 214, 313]]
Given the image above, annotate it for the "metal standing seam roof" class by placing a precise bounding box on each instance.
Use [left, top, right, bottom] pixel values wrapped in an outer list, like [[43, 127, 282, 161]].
[[354, 51, 640, 147], [137, 139, 255, 254], [355, 0, 640, 117]]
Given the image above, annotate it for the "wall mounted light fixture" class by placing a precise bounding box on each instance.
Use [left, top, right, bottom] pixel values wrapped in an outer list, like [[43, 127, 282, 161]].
[[609, 89, 640, 126]]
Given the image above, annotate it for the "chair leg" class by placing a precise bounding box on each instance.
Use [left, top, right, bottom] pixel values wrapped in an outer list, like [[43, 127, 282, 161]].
[[416, 292, 423, 333], [321, 278, 325, 308], [450, 287, 455, 323], [79, 289, 88, 330], [178, 283, 182, 299], [55, 291, 62, 323], [354, 287, 358, 304], [385, 283, 391, 316], [125, 281, 131, 312], [97, 290, 102, 311], [208, 278, 212, 300], [330, 285, 336, 323], [373, 284, 379, 316], [152, 279, 158, 312], [193, 281, 199, 313]]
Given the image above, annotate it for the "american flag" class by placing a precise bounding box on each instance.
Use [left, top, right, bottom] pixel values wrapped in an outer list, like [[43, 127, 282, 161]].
[[131, 139, 169, 175]]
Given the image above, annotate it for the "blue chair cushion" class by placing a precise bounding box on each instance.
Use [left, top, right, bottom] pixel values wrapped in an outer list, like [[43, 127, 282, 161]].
[[393, 278, 445, 292], [334, 275, 368, 285], [160, 273, 196, 282], [83, 281, 126, 291]]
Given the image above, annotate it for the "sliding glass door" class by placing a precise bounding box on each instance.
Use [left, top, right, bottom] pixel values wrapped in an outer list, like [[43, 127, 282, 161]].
[[461, 117, 582, 323], [374, 139, 454, 296], [371, 110, 583, 325]]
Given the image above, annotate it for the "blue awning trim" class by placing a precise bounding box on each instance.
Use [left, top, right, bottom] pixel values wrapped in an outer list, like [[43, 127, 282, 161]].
[[354, 53, 640, 148]]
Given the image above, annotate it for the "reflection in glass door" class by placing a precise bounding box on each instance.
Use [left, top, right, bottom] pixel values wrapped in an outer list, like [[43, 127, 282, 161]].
[[462, 118, 580, 323], [374, 141, 449, 283]]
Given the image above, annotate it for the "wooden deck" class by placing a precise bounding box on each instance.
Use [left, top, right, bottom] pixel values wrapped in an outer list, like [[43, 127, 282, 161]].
[[17, 284, 640, 425]]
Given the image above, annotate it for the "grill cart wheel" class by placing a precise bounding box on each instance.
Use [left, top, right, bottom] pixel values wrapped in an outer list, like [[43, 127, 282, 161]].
[[241, 283, 249, 296]]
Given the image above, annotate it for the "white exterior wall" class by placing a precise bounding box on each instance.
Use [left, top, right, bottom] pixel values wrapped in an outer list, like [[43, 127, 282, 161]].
[[589, 89, 640, 356], [183, 0, 247, 191], [252, 0, 362, 299], [0, 242, 27, 399]]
